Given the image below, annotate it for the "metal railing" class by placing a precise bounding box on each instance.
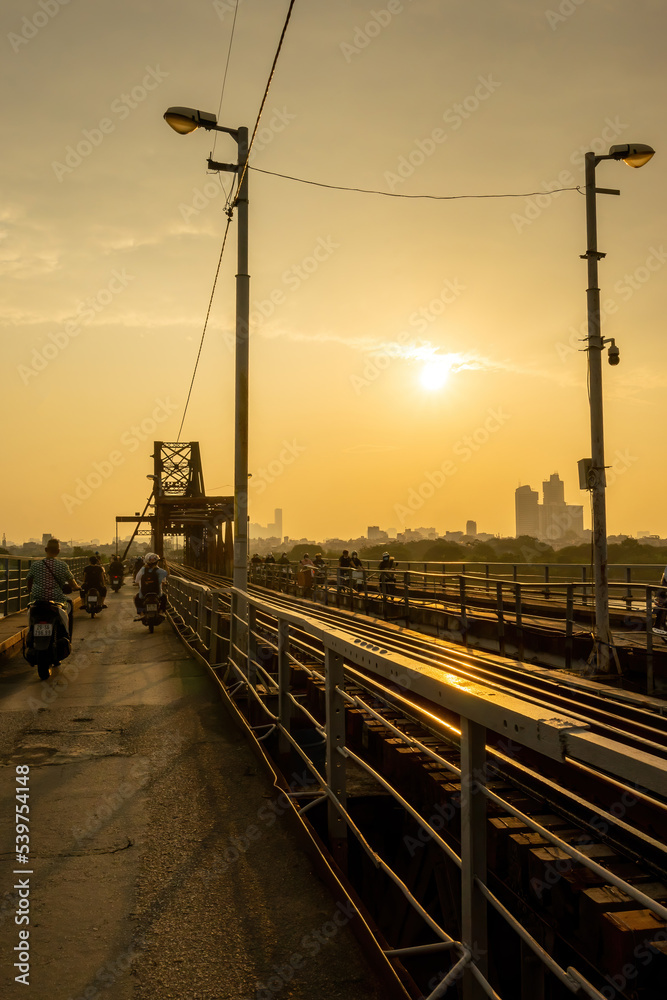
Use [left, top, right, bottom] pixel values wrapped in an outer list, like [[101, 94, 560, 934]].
[[249, 564, 663, 690], [252, 559, 666, 586], [165, 574, 667, 1000], [0, 556, 88, 618]]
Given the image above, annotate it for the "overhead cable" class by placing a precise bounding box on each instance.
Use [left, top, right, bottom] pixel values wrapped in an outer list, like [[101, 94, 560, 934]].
[[176, 213, 234, 442], [176, 1, 298, 440], [213, 0, 241, 206], [234, 0, 298, 202], [249, 166, 582, 201]]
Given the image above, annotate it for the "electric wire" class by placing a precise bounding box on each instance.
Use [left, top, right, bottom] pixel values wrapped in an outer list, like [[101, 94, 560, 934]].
[[176, 1, 298, 441], [213, 0, 241, 206], [214, 0, 240, 141], [233, 0, 298, 204], [249, 166, 582, 201], [176, 213, 234, 442]]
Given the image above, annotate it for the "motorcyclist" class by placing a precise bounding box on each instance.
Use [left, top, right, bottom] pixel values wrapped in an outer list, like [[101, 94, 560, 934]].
[[26, 538, 80, 638], [378, 551, 397, 599], [132, 555, 144, 583], [80, 556, 108, 608], [350, 550, 364, 592], [108, 554, 125, 584], [338, 549, 352, 590], [134, 553, 168, 617]]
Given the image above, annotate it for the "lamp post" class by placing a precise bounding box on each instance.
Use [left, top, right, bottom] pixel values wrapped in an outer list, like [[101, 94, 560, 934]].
[[163, 107, 249, 602], [580, 142, 654, 672]]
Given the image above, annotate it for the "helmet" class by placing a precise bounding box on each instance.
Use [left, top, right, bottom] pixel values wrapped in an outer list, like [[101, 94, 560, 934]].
[[145, 553, 159, 565], [382, 551, 389, 558], [303, 553, 309, 558], [351, 551, 358, 556]]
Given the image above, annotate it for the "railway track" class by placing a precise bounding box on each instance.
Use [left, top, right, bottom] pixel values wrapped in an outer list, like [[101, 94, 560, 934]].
[[168, 563, 667, 996], [169, 563, 667, 834]]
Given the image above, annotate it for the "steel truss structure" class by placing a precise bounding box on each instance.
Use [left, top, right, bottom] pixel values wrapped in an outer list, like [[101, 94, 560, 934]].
[[116, 441, 234, 575]]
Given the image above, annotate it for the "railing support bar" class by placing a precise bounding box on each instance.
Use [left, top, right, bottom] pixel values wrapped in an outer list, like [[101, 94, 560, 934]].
[[461, 717, 488, 1000], [325, 646, 347, 870]]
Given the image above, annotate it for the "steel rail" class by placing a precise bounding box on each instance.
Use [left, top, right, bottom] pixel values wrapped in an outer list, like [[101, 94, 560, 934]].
[[248, 589, 667, 753], [167, 572, 659, 1000]]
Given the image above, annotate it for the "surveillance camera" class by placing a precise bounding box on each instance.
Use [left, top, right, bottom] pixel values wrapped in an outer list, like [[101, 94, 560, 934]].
[[608, 344, 620, 366]]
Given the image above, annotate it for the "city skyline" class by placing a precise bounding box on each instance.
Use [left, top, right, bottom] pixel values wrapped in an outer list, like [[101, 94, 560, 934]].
[[515, 472, 584, 543], [2, 3, 666, 542]]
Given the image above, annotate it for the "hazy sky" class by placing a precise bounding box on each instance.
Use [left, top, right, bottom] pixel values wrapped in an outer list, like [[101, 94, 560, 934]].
[[3, 0, 666, 544]]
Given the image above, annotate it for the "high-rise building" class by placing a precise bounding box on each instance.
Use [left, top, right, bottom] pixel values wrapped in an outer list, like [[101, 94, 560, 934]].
[[515, 485, 540, 537], [516, 474, 584, 542], [542, 473, 565, 505], [269, 508, 283, 539], [465, 520, 477, 537]]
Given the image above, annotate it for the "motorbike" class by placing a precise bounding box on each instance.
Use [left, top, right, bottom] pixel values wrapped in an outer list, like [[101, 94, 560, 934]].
[[110, 572, 123, 593], [136, 591, 165, 633], [82, 586, 103, 618], [24, 601, 71, 680]]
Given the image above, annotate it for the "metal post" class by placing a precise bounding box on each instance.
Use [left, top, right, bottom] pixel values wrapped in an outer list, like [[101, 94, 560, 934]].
[[210, 590, 220, 664], [460, 717, 488, 1000], [515, 583, 524, 662], [646, 589, 654, 695], [583, 151, 612, 672], [496, 582, 505, 657], [278, 619, 291, 754], [3, 558, 9, 617], [459, 576, 468, 645], [229, 589, 238, 667], [565, 585, 574, 671], [233, 125, 250, 611], [325, 647, 347, 870], [197, 588, 206, 645]]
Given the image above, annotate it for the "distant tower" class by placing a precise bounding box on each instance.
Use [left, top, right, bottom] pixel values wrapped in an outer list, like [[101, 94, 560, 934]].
[[515, 485, 540, 537], [542, 473, 565, 505], [2, 533, 5, 548], [466, 520, 477, 537], [541, 473, 566, 540], [274, 508, 283, 540]]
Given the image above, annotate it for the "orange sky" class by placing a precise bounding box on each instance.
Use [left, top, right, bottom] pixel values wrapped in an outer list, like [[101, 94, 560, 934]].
[[2, 0, 666, 544]]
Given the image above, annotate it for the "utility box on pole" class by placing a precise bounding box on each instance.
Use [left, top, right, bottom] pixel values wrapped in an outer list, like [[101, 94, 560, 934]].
[[578, 458, 593, 491]]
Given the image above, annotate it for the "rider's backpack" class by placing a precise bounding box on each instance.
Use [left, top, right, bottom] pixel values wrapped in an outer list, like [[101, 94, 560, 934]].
[[141, 567, 160, 595]]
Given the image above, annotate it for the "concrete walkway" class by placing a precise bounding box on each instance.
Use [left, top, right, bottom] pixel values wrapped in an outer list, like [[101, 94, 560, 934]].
[[0, 584, 384, 1000]]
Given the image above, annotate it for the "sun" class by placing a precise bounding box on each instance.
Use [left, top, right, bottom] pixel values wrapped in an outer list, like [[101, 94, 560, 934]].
[[419, 358, 451, 391]]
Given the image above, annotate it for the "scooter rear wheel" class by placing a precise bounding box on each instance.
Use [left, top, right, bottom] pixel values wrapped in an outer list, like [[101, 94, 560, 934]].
[[37, 661, 50, 680]]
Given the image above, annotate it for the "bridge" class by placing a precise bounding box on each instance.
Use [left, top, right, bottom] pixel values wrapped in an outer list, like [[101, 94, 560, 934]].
[[1, 442, 666, 1000]]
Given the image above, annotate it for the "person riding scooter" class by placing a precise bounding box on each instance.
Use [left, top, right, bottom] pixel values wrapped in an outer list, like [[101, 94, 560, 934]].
[[108, 554, 125, 589], [26, 538, 80, 640], [134, 553, 168, 618], [80, 556, 108, 609]]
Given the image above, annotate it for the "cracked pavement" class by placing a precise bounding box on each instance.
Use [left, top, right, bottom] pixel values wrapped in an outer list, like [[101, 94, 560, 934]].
[[0, 584, 386, 1000]]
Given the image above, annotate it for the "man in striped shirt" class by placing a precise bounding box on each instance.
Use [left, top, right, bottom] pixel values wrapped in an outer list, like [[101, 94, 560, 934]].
[[26, 538, 80, 635]]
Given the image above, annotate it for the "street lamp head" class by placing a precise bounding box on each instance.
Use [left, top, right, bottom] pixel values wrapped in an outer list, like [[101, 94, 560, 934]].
[[163, 106, 218, 134], [608, 143, 655, 168]]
